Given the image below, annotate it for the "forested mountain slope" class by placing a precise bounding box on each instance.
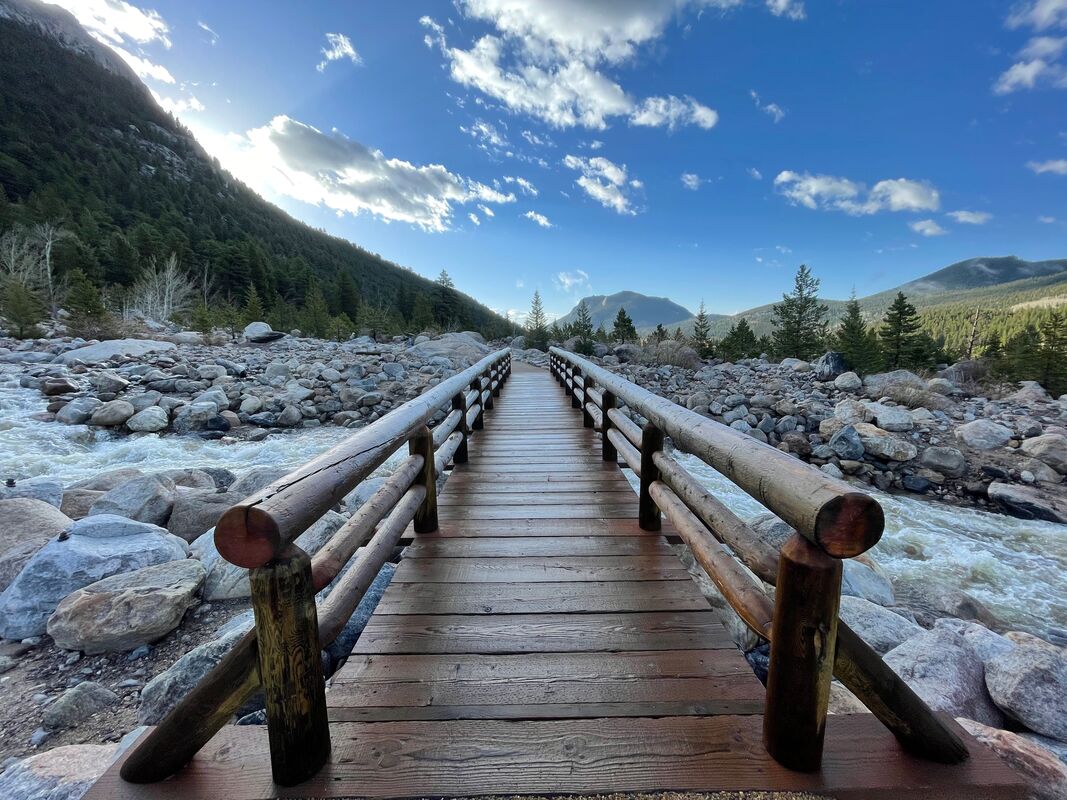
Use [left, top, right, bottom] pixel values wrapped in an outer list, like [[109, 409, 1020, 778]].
[[0, 3, 513, 336], [556, 291, 698, 330]]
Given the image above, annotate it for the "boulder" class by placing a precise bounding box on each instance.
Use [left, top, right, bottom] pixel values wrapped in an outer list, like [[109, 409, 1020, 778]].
[[55, 396, 102, 424], [0, 514, 188, 639], [884, 627, 1003, 726], [1021, 434, 1067, 474], [834, 371, 862, 392], [42, 681, 119, 730], [956, 419, 1013, 451], [89, 474, 178, 526], [139, 627, 247, 724], [839, 595, 921, 654], [243, 321, 272, 340], [41, 376, 79, 395], [829, 425, 865, 460], [933, 619, 1015, 666], [883, 386, 957, 412], [989, 482, 1067, 524], [90, 370, 129, 394], [406, 332, 490, 366], [841, 559, 896, 606], [0, 498, 72, 591], [47, 559, 205, 653], [957, 719, 1067, 800], [60, 489, 103, 520], [53, 338, 176, 364], [1008, 380, 1053, 404], [126, 405, 169, 433], [0, 477, 63, 507], [812, 351, 847, 380], [228, 466, 289, 498], [863, 369, 925, 396], [853, 422, 918, 461], [985, 633, 1067, 741], [166, 489, 235, 542], [892, 575, 1000, 629], [0, 744, 119, 800], [834, 398, 870, 425], [69, 468, 144, 491], [926, 377, 957, 395], [865, 402, 914, 432], [89, 399, 135, 426], [748, 512, 795, 551], [920, 446, 967, 478]]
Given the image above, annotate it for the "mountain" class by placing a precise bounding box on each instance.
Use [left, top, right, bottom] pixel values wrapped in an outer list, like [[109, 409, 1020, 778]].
[[897, 256, 1067, 293], [557, 291, 697, 330], [0, 0, 514, 337]]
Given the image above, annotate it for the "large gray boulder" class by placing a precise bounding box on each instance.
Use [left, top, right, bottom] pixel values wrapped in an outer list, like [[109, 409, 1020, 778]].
[[406, 332, 489, 366], [865, 402, 914, 432], [920, 446, 967, 478], [191, 511, 345, 600], [829, 425, 865, 460], [0, 515, 188, 639], [166, 489, 235, 542], [893, 575, 1000, 629], [55, 396, 102, 424], [126, 405, 169, 432], [853, 422, 918, 461], [47, 559, 205, 653], [989, 482, 1067, 524], [934, 618, 1015, 665], [839, 595, 921, 654], [884, 627, 1003, 726], [138, 627, 246, 724], [53, 338, 176, 364], [88, 474, 178, 526], [812, 351, 847, 380], [42, 681, 119, 730], [956, 419, 1013, 451], [834, 371, 862, 392], [0, 498, 72, 591], [0, 477, 63, 507], [863, 369, 925, 396], [841, 559, 896, 606], [985, 633, 1067, 742], [69, 468, 144, 491], [0, 744, 118, 800], [228, 466, 289, 498], [1021, 434, 1067, 474]]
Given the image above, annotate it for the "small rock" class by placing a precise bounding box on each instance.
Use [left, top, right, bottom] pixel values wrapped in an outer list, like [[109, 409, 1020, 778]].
[[43, 682, 119, 730], [89, 399, 135, 427], [956, 419, 1014, 451], [125, 406, 169, 433]]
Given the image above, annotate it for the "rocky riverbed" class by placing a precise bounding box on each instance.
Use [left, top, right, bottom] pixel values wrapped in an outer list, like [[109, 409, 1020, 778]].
[[0, 330, 1065, 800]]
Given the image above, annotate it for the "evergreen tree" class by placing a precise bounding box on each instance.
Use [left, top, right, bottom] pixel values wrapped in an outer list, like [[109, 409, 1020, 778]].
[[331, 313, 356, 342], [243, 284, 265, 324], [64, 268, 112, 339], [572, 299, 594, 355], [436, 270, 455, 289], [611, 307, 638, 342], [692, 300, 712, 357], [595, 324, 610, 343], [525, 290, 549, 351], [673, 326, 685, 341], [336, 271, 361, 319], [981, 332, 1002, 359], [1036, 312, 1067, 396], [833, 293, 882, 375], [190, 302, 213, 336], [771, 264, 828, 360], [880, 292, 924, 369], [216, 301, 242, 341], [0, 278, 44, 338], [720, 318, 759, 361], [301, 283, 332, 338], [995, 325, 1041, 385], [411, 293, 435, 332], [650, 323, 668, 343]]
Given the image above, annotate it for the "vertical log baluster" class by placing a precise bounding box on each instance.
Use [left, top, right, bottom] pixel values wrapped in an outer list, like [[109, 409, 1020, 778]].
[[451, 390, 469, 464], [582, 376, 595, 428], [571, 366, 583, 409], [601, 390, 618, 463], [470, 378, 484, 430], [639, 423, 663, 531], [250, 546, 330, 787], [763, 533, 842, 772], [409, 425, 438, 533]]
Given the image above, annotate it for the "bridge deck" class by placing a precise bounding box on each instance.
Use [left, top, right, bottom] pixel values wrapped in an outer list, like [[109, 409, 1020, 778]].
[[90, 363, 1021, 799]]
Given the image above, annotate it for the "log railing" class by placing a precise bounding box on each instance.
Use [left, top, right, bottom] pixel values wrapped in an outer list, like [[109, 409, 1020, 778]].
[[549, 347, 968, 772], [120, 350, 512, 786]]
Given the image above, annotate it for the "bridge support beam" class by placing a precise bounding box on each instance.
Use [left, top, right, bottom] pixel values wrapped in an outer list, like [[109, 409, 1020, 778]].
[[763, 533, 841, 772]]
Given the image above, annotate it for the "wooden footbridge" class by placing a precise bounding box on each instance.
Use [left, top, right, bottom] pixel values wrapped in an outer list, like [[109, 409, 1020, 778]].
[[88, 348, 1022, 799]]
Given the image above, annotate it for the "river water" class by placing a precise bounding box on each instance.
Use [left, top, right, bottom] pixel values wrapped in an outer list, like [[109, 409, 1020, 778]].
[[1, 373, 1064, 643]]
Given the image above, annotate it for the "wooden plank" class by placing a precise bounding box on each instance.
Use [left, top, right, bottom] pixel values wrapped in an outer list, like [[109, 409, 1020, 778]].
[[374, 580, 707, 614], [406, 518, 672, 537], [87, 715, 1025, 800], [391, 555, 690, 583], [437, 504, 641, 519], [404, 536, 671, 557], [327, 700, 763, 721], [437, 491, 639, 506], [436, 479, 633, 493], [351, 611, 734, 654]]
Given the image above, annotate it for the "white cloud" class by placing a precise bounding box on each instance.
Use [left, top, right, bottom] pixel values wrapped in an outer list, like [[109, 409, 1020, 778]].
[[910, 219, 948, 237], [43, 0, 171, 48], [947, 210, 993, 224], [774, 171, 940, 215], [504, 175, 539, 196], [468, 212, 481, 225], [317, 33, 362, 72], [554, 269, 590, 292], [775, 244, 792, 254], [524, 210, 553, 228], [153, 91, 205, 114], [515, 279, 525, 288], [994, 56, 1067, 93], [750, 89, 786, 123], [996, 3, 1067, 93], [680, 172, 702, 190], [190, 115, 515, 232], [114, 46, 175, 83], [461, 119, 509, 148], [630, 95, 718, 130], [197, 20, 219, 45], [478, 204, 496, 217], [765, 0, 806, 20], [588, 139, 604, 150], [748, 167, 763, 180], [521, 130, 553, 147], [1007, 0, 1067, 31], [1038, 214, 1057, 223], [1021, 35, 1067, 58], [563, 154, 638, 214], [1028, 158, 1067, 174]]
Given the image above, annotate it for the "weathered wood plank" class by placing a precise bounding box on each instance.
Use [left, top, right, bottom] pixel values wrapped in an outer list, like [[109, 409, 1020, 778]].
[[405, 518, 674, 538], [404, 535, 670, 557], [437, 491, 638, 506], [391, 555, 690, 583], [437, 504, 642, 519]]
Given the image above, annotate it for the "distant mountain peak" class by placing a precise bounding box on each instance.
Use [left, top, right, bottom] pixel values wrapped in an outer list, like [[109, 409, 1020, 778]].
[[899, 256, 1067, 293], [557, 291, 695, 330]]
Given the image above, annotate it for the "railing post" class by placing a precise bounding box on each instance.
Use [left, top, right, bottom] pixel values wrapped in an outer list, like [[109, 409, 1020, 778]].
[[582, 376, 595, 428], [764, 533, 842, 772], [470, 378, 484, 430], [484, 370, 495, 410], [601, 390, 618, 463], [571, 367, 583, 409], [452, 390, 469, 464], [409, 425, 438, 533], [492, 362, 501, 397], [639, 423, 663, 531], [250, 545, 330, 786]]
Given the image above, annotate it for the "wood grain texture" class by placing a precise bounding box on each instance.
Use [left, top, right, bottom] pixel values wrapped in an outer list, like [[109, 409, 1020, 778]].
[[403, 535, 670, 557], [392, 555, 690, 583]]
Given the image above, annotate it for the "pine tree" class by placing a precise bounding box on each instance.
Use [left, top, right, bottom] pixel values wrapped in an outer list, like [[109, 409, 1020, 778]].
[[981, 332, 1002, 359], [1036, 312, 1067, 396], [301, 283, 332, 339], [243, 284, 265, 324], [771, 265, 829, 360], [720, 319, 759, 361], [336, 271, 361, 319], [436, 270, 455, 289], [331, 313, 356, 342], [411, 293, 435, 332], [692, 300, 712, 357], [611, 307, 637, 342], [65, 268, 112, 339], [650, 323, 668, 344], [1, 278, 44, 338], [526, 290, 549, 351], [879, 292, 924, 369], [833, 293, 882, 375], [191, 302, 214, 336], [995, 325, 1041, 385], [573, 299, 595, 355]]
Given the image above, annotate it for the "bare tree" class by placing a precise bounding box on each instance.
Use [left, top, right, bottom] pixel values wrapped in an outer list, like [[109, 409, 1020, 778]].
[[0, 226, 44, 288], [32, 222, 74, 320], [130, 254, 196, 322]]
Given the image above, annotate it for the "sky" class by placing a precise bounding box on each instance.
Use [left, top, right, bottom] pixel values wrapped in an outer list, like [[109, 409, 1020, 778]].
[[44, 0, 1067, 322]]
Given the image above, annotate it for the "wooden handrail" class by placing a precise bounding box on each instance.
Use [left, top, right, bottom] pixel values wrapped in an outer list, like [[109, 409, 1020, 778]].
[[551, 348, 883, 559]]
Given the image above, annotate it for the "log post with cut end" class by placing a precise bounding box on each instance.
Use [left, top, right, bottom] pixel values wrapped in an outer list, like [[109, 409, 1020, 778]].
[[763, 532, 842, 772], [451, 390, 469, 464], [601, 390, 618, 463], [409, 426, 437, 533], [639, 423, 663, 531], [250, 545, 330, 787], [582, 376, 595, 428]]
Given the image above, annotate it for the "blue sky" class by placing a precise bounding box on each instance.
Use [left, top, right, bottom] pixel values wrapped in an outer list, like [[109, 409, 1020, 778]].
[[49, 0, 1067, 320]]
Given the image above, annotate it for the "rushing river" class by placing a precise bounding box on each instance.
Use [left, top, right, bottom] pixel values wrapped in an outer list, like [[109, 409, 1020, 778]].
[[1, 372, 1064, 643]]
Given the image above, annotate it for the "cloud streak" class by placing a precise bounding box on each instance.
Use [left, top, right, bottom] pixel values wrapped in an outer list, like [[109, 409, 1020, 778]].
[[774, 170, 940, 215], [317, 33, 362, 72]]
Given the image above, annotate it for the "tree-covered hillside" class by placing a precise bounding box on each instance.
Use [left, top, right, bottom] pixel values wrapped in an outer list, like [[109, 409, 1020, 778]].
[[557, 291, 696, 331], [0, 15, 514, 337]]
